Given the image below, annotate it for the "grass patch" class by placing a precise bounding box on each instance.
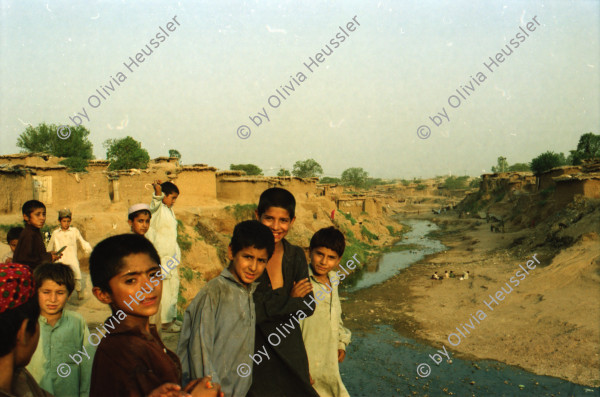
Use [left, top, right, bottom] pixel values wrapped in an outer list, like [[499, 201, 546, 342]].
[[380, 243, 422, 253], [177, 219, 192, 252], [340, 211, 357, 225], [416, 184, 427, 190], [180, 266, 202, 282], [225, 204, 258, 222], [360, 225, 379, 242]]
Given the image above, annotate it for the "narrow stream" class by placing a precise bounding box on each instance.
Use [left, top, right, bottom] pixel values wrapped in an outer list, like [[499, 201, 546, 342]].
[[340, 219, 599, 396], [347, 219, 445, 292]]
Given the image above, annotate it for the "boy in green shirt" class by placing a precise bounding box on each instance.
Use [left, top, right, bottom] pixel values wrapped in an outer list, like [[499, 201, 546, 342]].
[[27, 263, 95, 397]]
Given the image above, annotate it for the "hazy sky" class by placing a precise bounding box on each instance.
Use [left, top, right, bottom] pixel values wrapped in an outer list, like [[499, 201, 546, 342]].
[[1, 0, 598, 178]]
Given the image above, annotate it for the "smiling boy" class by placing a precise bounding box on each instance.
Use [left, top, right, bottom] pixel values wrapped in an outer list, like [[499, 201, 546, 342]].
[[248, 188, 318, 397], [177, 220, 274, 397], [88, 234, 222, 397], [13, 200, 61, 270]]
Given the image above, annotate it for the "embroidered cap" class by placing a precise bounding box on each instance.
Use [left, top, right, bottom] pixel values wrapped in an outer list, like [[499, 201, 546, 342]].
[[0, 263, 35, 313], [58, 208, 72, 219], [128, 203, 151, 215]]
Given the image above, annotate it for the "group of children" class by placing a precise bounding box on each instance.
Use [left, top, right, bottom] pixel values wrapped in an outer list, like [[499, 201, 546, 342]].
[[1, 185, 353, 397]]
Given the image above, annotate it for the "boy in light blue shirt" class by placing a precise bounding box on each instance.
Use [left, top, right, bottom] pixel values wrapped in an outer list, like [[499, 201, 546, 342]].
[[27, 263, 95, 397], [177, 220, 274, 397]]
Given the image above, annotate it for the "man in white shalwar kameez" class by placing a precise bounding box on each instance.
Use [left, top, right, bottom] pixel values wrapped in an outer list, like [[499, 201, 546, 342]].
[[146, 180, 181, 332]]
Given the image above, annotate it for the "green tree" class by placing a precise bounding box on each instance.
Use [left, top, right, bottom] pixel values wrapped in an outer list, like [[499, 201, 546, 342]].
[[104, 136, 150, 170], [292, 159, 323, 178], [491, 156, 509, 173], [341, 167, 369, 188], [277, 168, 291, 176], [16, 123, 94, 172], [169, 149, 181, 160], [530, 151, 566, 176], [365, 177, 388, 188], [508, 163, 530, 172], [569, 132, 600, 165], [319, 176, 341, 184], [230, 164, 263, 176]]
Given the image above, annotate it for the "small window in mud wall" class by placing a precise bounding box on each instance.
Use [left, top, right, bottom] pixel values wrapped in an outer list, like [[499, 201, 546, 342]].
[[33, 176, 52, 204]]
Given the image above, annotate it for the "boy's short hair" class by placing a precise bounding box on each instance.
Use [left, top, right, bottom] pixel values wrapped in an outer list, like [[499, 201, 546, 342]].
[[89, 234, 160, 293], [7, 226, 24, 243], [161, 181, 180, 196], [0, 264, 39, 357], [22, 200, 45, 217], [257, 188, 296, 219], [128, 209, 151, 222], [230, 220, 275, 259], [309, 227, 346, 258], [33, 263, 75, 295]]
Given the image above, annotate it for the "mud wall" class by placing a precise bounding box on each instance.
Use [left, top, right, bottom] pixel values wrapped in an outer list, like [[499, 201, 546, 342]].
[[538, 166, 581, 191], [217, 179, 270, 203], [0, 172, 33, 214], [172, 169, 217, 205]]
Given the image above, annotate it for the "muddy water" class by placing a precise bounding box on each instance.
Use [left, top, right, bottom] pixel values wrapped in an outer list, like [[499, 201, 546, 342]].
[[341, 325, 598, 396], [347, 219, 445, 292], [340, 220, 599, 396]]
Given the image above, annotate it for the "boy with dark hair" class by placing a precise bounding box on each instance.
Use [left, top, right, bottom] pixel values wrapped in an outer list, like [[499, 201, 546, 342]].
[[127, 203, 160, 332], [178, 220, 275, 396], [0, 263, 52, 397], [248, 187, 318, 397], [13, 200, 61, 270], [88, 234, 221, 397], [27, 263, 95, 396], [300, 227, 352, 397], [146, 180, 181, 332], [128, 203, 152, 236], [2, 226, 24, 263], [47, 209, 92, 300]]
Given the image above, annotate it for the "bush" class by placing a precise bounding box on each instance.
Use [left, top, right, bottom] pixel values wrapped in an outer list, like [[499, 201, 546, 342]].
[[443, 176, 469, 190], [225, 204, 258, 222], [416, 184, 427, 190], [59, 157, 89, 172], [177, 220, 192, 252], [530, 151, 566, 176]]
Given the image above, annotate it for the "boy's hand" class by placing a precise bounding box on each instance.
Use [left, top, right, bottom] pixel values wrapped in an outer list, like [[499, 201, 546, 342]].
[[291, 278, 312, 298], [152, 180, 162, 195], [338, 349, 346, 363], [186, 376, 224, 397], [147, 383, 182, 397], [50, 252, 62, 262]]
